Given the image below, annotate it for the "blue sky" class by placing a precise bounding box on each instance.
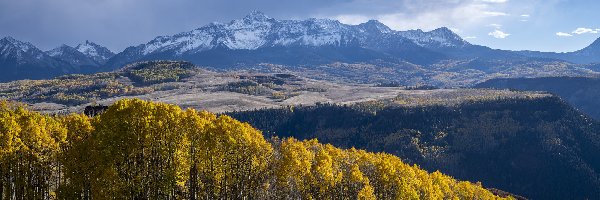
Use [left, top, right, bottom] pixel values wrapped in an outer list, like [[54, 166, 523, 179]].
[[0, 0, 597, 52]]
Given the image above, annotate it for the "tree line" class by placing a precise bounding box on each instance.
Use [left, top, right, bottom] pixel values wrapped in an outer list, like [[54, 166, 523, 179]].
[[0, 99, 509, 199]]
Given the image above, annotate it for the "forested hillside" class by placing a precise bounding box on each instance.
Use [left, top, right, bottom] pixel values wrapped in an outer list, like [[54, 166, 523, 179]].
[[229, 96, 600, 199], [0, 61, 198, 106], [0, 99, 509, 199], [476, 77, 600, 119]]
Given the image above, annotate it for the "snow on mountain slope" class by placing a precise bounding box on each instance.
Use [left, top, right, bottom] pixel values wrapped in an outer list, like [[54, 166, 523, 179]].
[[127, 11, 469, 58], [396, 27, 471, 48], [0, 37, 82, 82], [135, 12, 358, 56], [106, 11, 473, 68], [47, 44, 99, 67], [75, 40, 115, 64], [0, 36, 50, 63]]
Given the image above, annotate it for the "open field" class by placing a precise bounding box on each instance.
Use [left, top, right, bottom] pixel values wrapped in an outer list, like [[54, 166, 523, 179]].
[[0, 61, 549, 114]]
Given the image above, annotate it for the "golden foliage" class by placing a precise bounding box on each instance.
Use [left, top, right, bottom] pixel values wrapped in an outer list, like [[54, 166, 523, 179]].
[[0, 99, 512, 199]]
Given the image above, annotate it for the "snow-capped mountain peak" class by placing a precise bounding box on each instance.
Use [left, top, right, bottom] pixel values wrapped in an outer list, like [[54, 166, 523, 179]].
[[243, 10, 272, 22], [357, 20, 393, 34], [0, 36, 48, 61], [46, 44, 100, 67], [108, 11, 472, 67], [396, 27, 470, 48], [76, 41, 95, 54], [0, 36, 100, 82], [47, 44, 73, 57], [75, 40, 115, 64], [431, 27, 453, 34], [1, 36, 41, 54], [135, 11, 360, 56]]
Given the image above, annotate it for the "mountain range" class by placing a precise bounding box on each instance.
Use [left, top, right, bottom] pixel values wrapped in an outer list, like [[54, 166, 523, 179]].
[[0, 37, 114, 82], [2, 11, 600, 84], [105, 11, 532, 68], [517, 38, 600, 64], [46, 40, 114, 69]]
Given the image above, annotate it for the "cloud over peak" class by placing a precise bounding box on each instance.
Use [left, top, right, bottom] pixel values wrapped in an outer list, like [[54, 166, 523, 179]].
[[489, 30, 511, 38], [572, 28, 599, 35], [556, 32, 573, 37], [483, 11, 509, 17], [488, 24, 503, 29]]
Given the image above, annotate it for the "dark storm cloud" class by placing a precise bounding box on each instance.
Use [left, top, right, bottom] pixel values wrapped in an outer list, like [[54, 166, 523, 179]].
[[0, 0, 515, 52]]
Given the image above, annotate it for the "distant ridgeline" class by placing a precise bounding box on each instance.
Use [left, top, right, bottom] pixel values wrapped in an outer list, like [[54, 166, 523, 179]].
[[0, 99, 511, 199], [476, 76, 600, 120], [3, 11, 600, 86], [228, 95, 600, 200]]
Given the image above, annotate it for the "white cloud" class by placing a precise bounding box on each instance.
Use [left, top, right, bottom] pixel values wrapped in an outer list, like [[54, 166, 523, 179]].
[[483, 11, 509, 16], [520, 14, 530, 17], [554, 28, 599, 37], [487, 24, 502, 29], [464, 36, 477, 39], [370, 3, 501, 31], [449, 27, 463, 34], [330, 0, 531, 34], [556, 32, 573, 37], [572, 28, 599, 34], [488, 30, 510, 38]]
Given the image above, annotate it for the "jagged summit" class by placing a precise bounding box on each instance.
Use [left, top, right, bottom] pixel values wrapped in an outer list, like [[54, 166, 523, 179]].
[[358, 20, 393, 34], [432, 27, 453, 33], [0, 36, 41, 54], [1, 36, 19, 43], [47, 44, 74, 56], [1, 36, 15, 43], [46, 44, 99, 67], [0, 36, 50, 63], [396, 27, 470, 48], [42, 40, 115, 68], [0, 36, 79, 82], [75, 40, 115, 64], [108, 11, 470, 67], [243, 10, 272, 21]]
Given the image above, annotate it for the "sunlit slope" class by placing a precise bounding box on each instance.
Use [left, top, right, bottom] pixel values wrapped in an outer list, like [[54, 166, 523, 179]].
[[0, 99, 510, 199], [230, 95, 600, 199]]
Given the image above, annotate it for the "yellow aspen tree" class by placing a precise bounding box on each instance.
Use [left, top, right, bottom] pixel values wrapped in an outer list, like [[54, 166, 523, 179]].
[[0, 99, 513, 200], [312, 148, 335, 198], [57, 113, 94, 199], [276, 138, 314, 199], [90, 99, 188, 199], [357, 183, 376, 200]]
